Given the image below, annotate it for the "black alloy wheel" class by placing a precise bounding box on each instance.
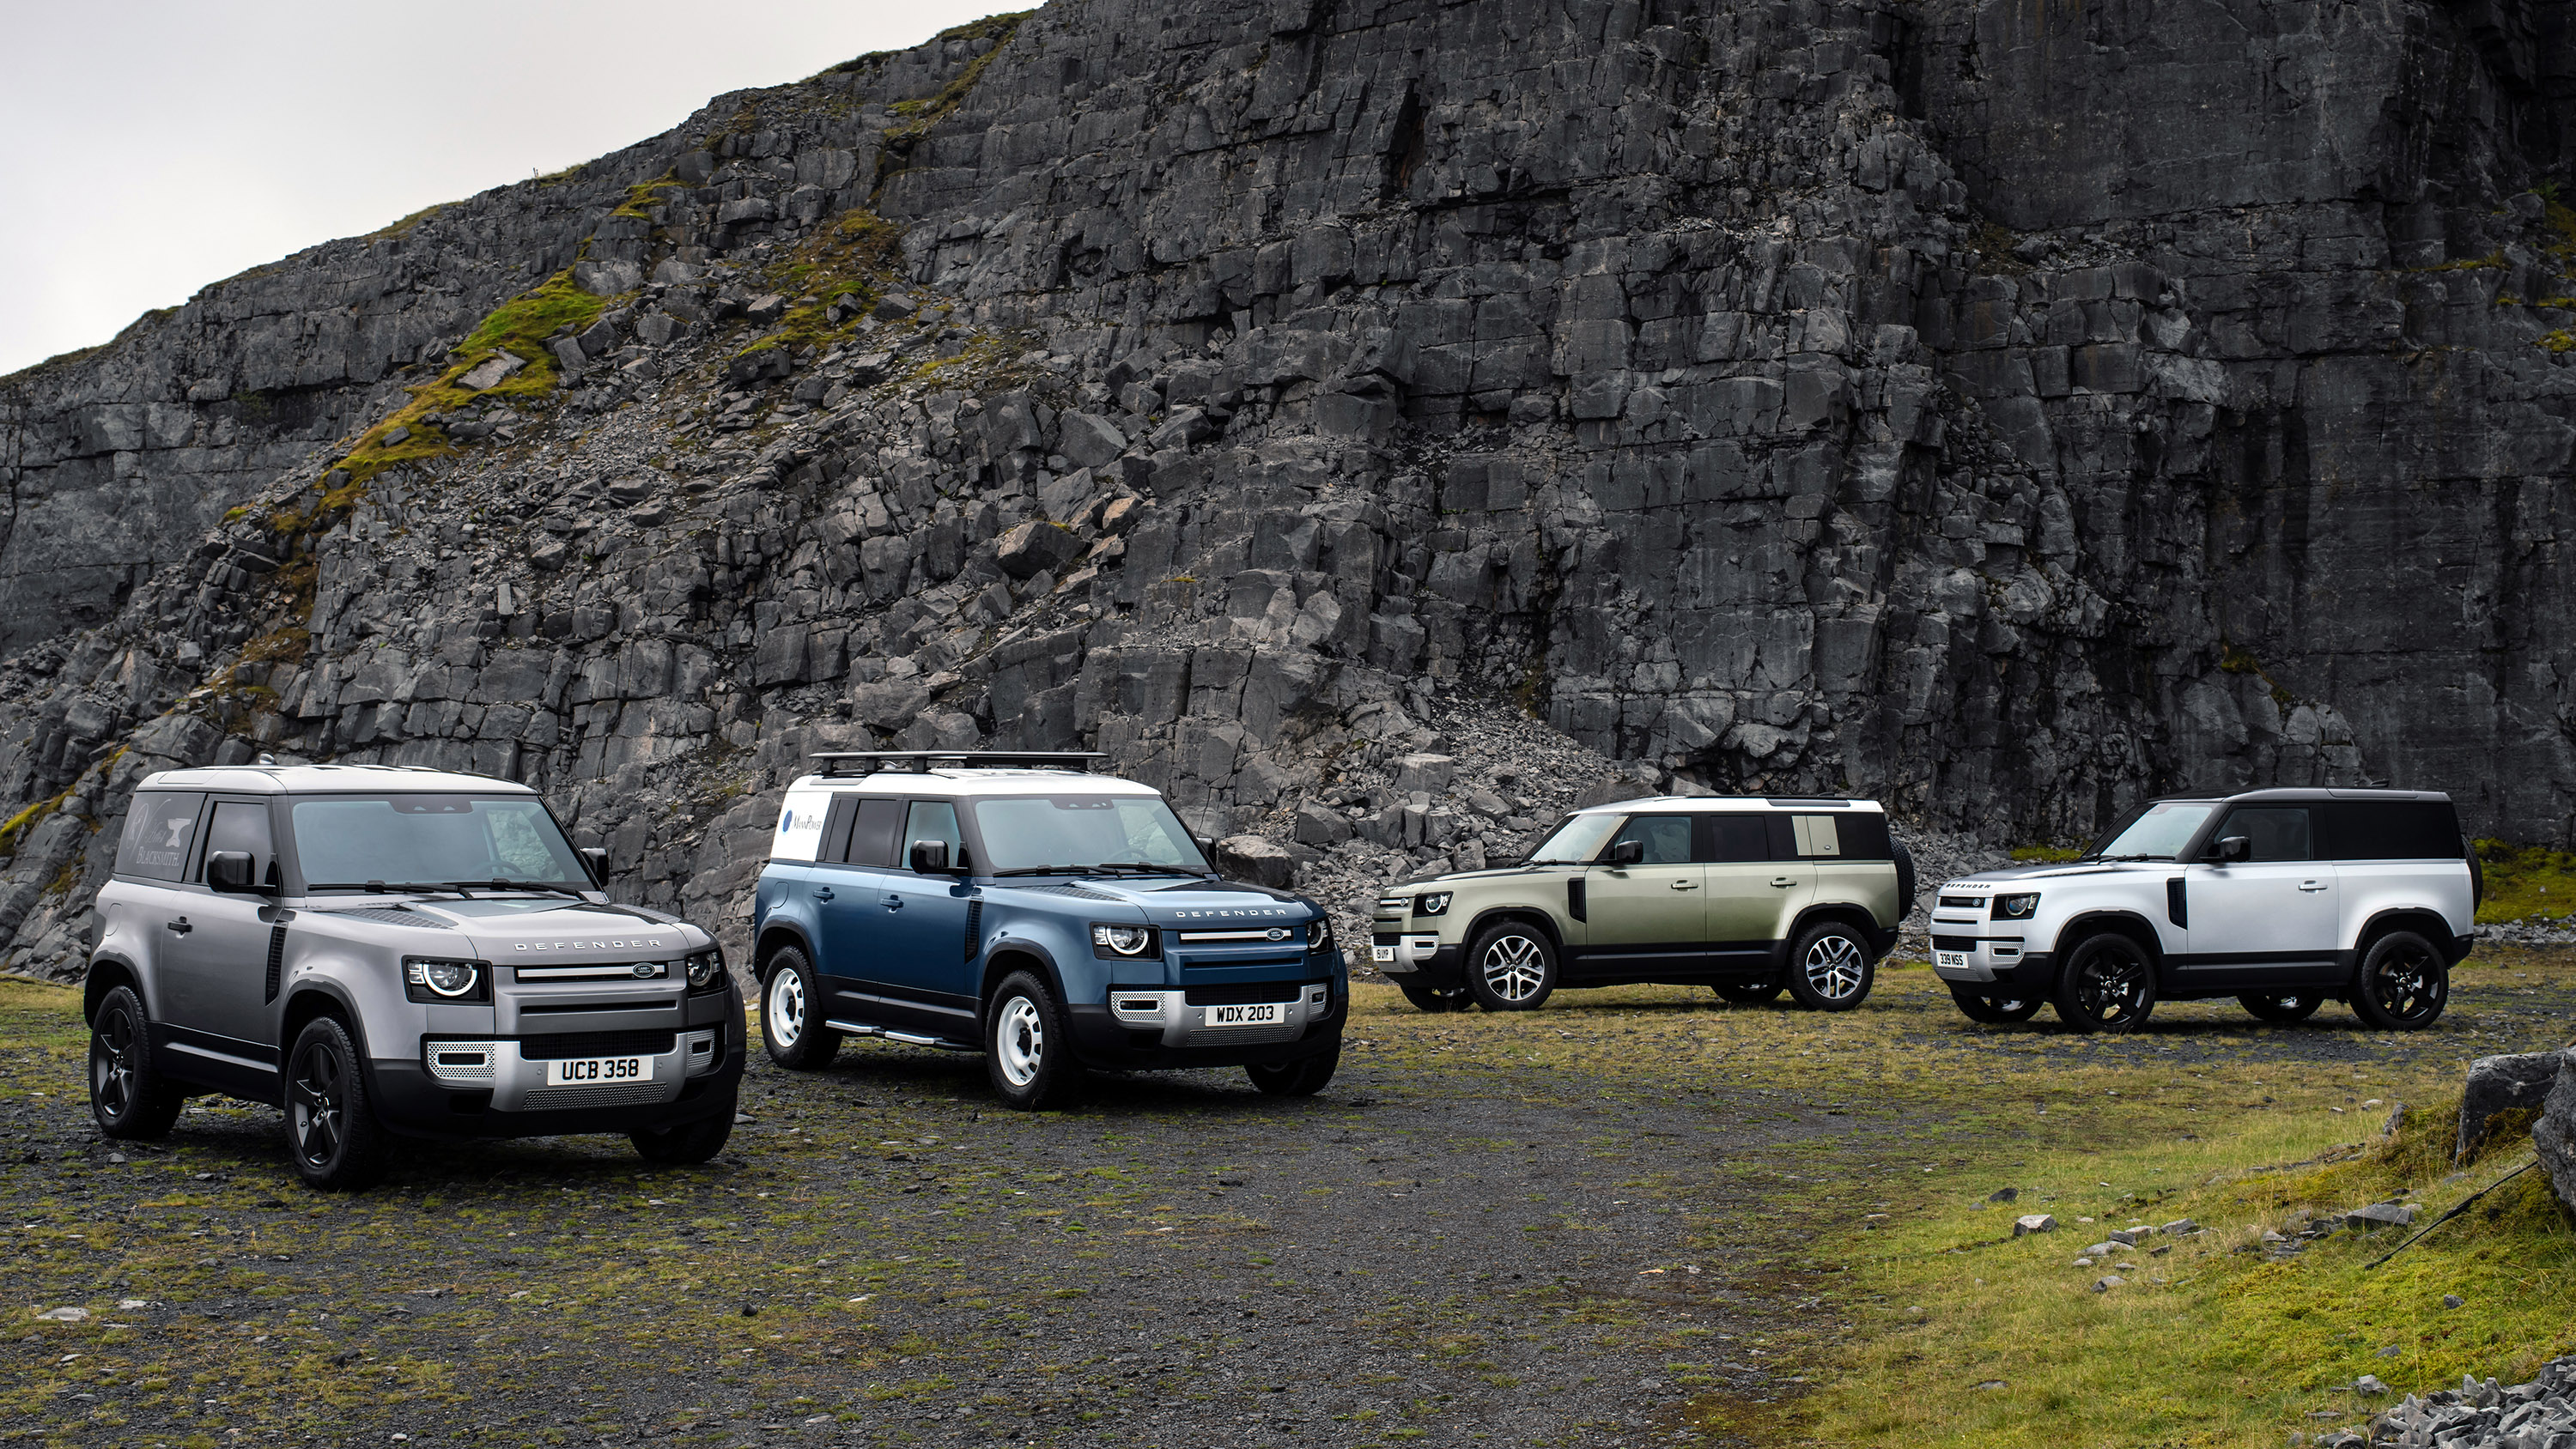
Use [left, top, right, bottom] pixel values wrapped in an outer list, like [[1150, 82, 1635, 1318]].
[[1396, 980, 1474, 1013], [1246, 1039, 1340, 1097], [2350, 931, 2448, 1030], [2238, 992, 2322, 1024], [285, 1015, 387, 1191], [2051, 932, 2157, 1034], [1947, 985, 2044, 1023], [88, 985, 183, 1139]]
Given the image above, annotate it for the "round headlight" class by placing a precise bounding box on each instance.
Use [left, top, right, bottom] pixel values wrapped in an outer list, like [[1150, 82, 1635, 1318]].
[[685, 950, 722, 988], [416, 960, 478, 997], [1993, 893, 2040, 920], [1415, 892, 1452, 917], [1307, 918, 1334, 950], [1092, 924, 1152, 956]]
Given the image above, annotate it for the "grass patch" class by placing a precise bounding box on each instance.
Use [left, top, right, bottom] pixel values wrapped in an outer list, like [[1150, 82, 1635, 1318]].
[[2473, 839, 2576, 923], [733, 210, 907, 361], [2008, 846, 2081, 864], [0, 783, 74, 857]]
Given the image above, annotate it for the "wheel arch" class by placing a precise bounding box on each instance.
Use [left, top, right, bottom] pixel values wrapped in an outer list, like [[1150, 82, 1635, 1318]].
[[82, 954, 143, 1026], [1461, 906, 1564, 955], [751, 922, 817, 986], [2049, 911, 2166, 972], [2354, 908, 2460, 967], [1779, 903, 1883, 969], [980, 943, 1066, 1022], [279, 981, 370, 1064]]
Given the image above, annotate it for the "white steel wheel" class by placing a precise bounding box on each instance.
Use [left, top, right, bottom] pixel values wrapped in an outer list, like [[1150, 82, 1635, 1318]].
[[993, 996, 1045, 1088], [758, 947, 840, 1070], [1466, 924, 1556, 1011], [767, 969, 806, 1048], [1783, 922, 1875, 1011]]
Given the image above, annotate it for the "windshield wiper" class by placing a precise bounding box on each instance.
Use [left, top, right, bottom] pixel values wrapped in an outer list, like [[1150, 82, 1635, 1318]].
[[444, 879, 588, 900], [2080, 853, 2166, 863], [307, 881, 464, 895], [1090, 862, 1200, 876], [989, 864, 1088, 877]]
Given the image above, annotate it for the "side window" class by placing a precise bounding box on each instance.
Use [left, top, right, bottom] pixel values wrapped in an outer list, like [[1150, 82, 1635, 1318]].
[[1607, 815, 1693, 865], [198, 800, 279, 888], [116, 792, 205, 882], [1697, 815, 1771, 864], [2319, 802, 2463, 860], [851, 798, 903, 867], [818, 796, 860, 864], [902, 800, 964, 871], [2217, 807, 2312, 862], [1792, 815, 1843, 858]]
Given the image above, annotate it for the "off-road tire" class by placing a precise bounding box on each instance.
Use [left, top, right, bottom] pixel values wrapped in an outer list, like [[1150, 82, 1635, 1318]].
[[2349, 931, 2448, 1030], [1247, 1039, 1340, 1097], [88, 985, 184, 1139], [630, 1105, 736, 1165], [284, 1015, 388, 1191], [1395, 979, 1473, 1013], [2239, 992, 2322, 1024], [986, 970, 1084, 1110], [1948, 985, 2044, 1023], [2052, 932, 2157, 1034], [1783, 921, 1875, 1011], [1714, 981, 1783, 1005], [760, 947, 841, 1070], [1464, 922, 1558, 1011]]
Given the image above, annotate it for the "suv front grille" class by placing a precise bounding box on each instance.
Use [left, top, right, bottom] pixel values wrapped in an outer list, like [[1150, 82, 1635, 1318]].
[[1930, 936, 1979, 953], [1183, 980, 1320, 1007], [517, 1030, 677, 1059], [1937, 895, 1984, 909]]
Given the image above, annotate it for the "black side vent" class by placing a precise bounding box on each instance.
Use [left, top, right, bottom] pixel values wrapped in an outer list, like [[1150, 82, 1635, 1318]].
[[1567, 878, 1587, 923], [264, 925, 288, 1003], [2166, 877, 2189, 929], [964, 898, 983, 961]]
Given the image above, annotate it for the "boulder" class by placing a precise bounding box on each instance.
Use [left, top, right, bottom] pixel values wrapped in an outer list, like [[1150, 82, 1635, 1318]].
[[993, 521, 1079, 579], [2456, 1049, 2573, 1161], [2536, 1058, 2576, 1217], [2011, 1214, 2056, 1236], [1214, 834, 1294, 889]]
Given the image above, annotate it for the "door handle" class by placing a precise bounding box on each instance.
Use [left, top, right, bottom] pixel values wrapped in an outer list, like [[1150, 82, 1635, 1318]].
[[1669, 880, 1699, 890], [1770, 878, 1796, 888], [882, 894, 905, 911], [166, 918, 192, 935], [2298, 881, 2328, 892], [811, 887, 835, 902]]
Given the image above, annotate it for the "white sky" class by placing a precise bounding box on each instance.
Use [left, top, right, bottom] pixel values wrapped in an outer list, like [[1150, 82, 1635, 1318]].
[[0, 0, 1014, 378]]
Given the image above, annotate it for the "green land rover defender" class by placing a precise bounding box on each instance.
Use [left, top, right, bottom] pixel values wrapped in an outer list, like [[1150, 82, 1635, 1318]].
[[1369, 797, 1916, 1014]]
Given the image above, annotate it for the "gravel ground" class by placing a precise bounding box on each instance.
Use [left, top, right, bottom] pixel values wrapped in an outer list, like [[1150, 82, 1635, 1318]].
[[4, 951, 2570, 1448]]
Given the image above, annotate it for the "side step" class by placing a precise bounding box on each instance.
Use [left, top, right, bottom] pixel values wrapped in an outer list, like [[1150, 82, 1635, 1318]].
[[825, 1020, 979, 1052]]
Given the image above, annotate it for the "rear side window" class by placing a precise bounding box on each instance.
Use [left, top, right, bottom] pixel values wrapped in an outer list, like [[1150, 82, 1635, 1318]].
[[1697, 815, 1771, 863], [200, 800, 280, 888], [2215, 806, 2312, 862], [2317, 801, 2464, 859], [115, 792, 205, 881], [1833, 812, 1894, 861], [850, 798, 903, 866], [1606, 815, 1693, 864]]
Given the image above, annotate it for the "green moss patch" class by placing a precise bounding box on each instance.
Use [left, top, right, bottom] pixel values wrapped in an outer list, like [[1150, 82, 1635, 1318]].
[[2473, 839, 2576, 923]]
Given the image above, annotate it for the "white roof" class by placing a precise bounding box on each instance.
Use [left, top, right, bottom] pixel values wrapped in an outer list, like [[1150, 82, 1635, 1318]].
[[138, 764, 538, 796], [1571, 795, 1886, 815], [785, 768, 1159, 799]]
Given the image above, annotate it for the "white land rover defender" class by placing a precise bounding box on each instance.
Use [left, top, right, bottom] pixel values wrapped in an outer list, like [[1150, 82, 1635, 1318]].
[[1931, 789, 2479, 1033]]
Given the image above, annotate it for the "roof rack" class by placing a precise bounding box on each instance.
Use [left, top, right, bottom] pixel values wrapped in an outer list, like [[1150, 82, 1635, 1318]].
[[810, 751, 1109, 778]]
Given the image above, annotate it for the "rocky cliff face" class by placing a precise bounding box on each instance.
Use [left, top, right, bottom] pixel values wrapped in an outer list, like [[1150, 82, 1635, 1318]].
[[2, 0, 2572, 977]]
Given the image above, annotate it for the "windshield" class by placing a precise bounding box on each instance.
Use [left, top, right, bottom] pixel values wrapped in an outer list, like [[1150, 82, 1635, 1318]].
[[2085, 801, 2220, 861], [292, 794, 589, 889], [967, 794, 1212, 874], [1524, 813, 1623, 864]]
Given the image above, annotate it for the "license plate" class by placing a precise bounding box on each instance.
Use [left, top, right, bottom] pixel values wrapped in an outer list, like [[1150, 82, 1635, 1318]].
[[544, 1055, 647, 1085], [1935, 950, 1969, 971], [1204, 1003, 1285, 1028], [1371, 945, 1394, 963]]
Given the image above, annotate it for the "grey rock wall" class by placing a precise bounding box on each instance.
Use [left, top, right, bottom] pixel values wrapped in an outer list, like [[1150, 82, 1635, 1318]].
[[1, 0, 2572, 978]]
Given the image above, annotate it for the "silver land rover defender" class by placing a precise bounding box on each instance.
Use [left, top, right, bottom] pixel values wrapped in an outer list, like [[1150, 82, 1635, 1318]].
[[82, 764, 744, 1189]]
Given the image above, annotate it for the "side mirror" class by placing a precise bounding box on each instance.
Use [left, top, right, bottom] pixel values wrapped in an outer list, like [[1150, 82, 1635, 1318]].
[[908, 839, 952, 874], [2213, 835, 2251, 864], [1606, 840, 1645, 867], [205, 851, 268, 895], [578, 846, 609, 885], [1192, 836, 1217, 858]]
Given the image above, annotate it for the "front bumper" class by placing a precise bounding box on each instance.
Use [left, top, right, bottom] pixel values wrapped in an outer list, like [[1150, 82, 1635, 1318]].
[[1928, 923, 2054, 991], [1066, 980, 1344, 1069], [368, 988, 747, 1138], [1370, 929, 1463, 985]]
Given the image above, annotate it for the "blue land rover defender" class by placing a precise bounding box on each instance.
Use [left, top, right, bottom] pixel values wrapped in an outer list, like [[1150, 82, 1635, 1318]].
[[748, 752, 1346, 1108]]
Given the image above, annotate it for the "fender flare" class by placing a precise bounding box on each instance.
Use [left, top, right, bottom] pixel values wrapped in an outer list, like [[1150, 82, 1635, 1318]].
[[1458, 906, 1564, 955], [979, 940, 1070, 1026], [1775, 903, 1886, 973], [750, 921, 819, 987], [2354, 907, 2465, 967], [82, 952, 145, 1026], [2048, 911, 2169, 981]]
